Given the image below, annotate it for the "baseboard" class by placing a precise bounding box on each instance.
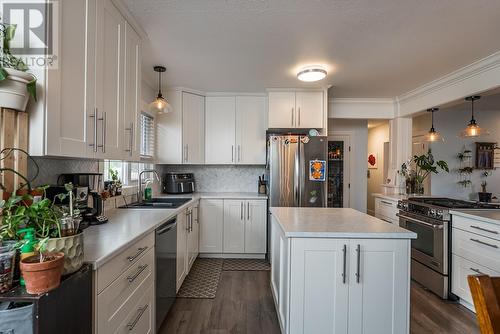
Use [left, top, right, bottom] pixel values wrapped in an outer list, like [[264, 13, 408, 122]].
[[198, 253, 265, 259], [459, 298, 476, 313]]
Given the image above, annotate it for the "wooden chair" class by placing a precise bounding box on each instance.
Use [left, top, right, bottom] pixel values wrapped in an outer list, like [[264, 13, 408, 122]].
[[468, 274, 500, 334]]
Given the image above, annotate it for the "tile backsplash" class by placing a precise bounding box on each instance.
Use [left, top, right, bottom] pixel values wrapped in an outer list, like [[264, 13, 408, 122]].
[[28, 157, 99, 186], [157, 165, 266, 193]]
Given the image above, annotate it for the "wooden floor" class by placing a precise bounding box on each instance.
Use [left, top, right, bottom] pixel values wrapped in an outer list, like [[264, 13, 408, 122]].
[[159, 271, 479, 334]]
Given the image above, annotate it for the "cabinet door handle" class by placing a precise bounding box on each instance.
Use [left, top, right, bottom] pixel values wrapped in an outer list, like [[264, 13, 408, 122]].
[[127, 304, 149, 330], [127, 246, 148, 262], [342, 244, 347, 284], [470, 225, 498, 234], [298, 107, 301, 126], [247, 202, 250, 220], [470, 238, 498, 249], [89, 108, 98, 152], [291, 107, 294, 127], [238, 145, 241, 162], [470, 267, 484, 275], [127, 264, 148, 283], [355, 244, 361, 283], [186, 144, 189, 162], [97, 111, 106, 153], [241, 202, 243, 220], [125, 123, 133, 155], [231, 145, 234, 162]]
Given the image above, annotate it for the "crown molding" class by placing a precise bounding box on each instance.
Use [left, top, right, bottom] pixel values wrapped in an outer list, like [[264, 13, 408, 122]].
[[396, 51, 500, 117], [329, 98, 396, 119], [112, 0, 148, 40]]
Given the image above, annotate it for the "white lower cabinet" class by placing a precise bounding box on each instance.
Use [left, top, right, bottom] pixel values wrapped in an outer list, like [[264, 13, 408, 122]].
[[451, 214, 500, 310], [223, 199, 267, 254], [199, 199, 224, 253], [199, 198, 267, 256], [176, 201, 200, 291], [95, 233, 155, 334], [374, 197, 399, 224], [271, 216, 410, 334]]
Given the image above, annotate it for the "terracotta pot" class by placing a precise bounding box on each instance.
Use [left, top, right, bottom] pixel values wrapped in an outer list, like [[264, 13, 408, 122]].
[[16, 188, 33, 206], [20, 252, 64, 294]]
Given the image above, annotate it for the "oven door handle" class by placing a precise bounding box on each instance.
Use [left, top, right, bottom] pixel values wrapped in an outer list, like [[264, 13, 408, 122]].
[[397, 213, 443, 229]]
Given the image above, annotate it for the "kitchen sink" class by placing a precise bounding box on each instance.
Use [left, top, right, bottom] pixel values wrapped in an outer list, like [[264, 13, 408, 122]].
[[119, 197, 192, 209]]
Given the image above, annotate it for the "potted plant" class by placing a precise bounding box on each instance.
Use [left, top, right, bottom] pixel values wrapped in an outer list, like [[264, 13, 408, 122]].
[[108, 168, 122, 196], [478, 170, 493, 203], [412, 150, 449, 194], [19, 237, 64, 294], [0, 18, 37, 111]]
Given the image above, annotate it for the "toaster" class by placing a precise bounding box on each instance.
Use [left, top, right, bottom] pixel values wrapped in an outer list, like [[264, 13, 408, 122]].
[[162, 172, 195, 194]]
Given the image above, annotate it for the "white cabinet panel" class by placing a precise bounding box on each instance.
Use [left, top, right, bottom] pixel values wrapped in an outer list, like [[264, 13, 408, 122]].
[[95, 0, 125, 159], [176, 210, 188, 291], [268, 92, 295, 128], [123, 22, 141, 160], [235, 96, 267, 164], [244, 200, 267, 253], [157, 92, 183, 164], [348, 239, 409, 334], [182, 92, 205, 164], [295, 91, 324, 129], [223, 200, 245, 253], [199, 199, 224, 253], [205, 97, 236, 164], [452, 228, 500, 273], [187, 204, 200, 270], [289, 238, 349, 334]]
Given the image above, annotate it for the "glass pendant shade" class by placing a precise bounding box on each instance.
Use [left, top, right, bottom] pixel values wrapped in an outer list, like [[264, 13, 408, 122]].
[[425, 108, 444, 142], [460, 96, 488, 138], [149, 95, 172, 114], [149, 66, 172, 114]]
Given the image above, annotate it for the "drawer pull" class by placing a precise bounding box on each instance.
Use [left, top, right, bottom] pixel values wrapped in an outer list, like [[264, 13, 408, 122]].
[[127, 304, 149, 330], [380, 200, 394, 206], [470, 225, 499, 235], [470, 238, 499, 249], [127, 264, 148, 283], [470, 267, 484, 275], [127, 246, 148, 262]]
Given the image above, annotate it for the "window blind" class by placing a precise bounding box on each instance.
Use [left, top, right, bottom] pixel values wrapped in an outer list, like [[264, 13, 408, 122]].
[[140, 113, 155, 158]]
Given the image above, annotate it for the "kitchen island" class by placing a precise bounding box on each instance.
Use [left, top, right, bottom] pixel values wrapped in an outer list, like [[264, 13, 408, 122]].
[[270, 207, 416, 334]]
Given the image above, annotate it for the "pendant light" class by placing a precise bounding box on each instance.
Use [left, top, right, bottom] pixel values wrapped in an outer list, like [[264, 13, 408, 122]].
[[149, 66, 172, 114], [460, 96, 488, 138], [425, 107, 443, 142]]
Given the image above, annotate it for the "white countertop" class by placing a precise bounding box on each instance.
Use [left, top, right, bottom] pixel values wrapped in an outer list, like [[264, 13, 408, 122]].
[[270, 207, 416, 239], [84, 192, 267, 269], [372, 193, 407, 201], [450, 209, 500, 225]]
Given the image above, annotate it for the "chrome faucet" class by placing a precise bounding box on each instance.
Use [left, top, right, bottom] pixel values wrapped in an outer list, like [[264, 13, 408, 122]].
[[138, 169, 161, 203]]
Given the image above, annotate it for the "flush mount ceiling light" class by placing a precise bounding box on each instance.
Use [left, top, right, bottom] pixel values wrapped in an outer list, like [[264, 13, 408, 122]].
[[149, 66, 172, 114], [425, 108, 444, 142], [460, 95, 489, 138], [297, 66, 327, 82]]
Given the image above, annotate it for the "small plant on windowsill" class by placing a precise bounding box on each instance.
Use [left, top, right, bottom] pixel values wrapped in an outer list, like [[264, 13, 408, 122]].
[[107, 168, 122, 196]]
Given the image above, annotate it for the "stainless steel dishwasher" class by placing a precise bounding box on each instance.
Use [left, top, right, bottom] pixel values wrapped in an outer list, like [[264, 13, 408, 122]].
[[155, 217, 177, 330]]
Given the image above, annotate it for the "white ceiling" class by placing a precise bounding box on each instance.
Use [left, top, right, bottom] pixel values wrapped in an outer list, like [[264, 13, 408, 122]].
[[125, 0, 500, 97]]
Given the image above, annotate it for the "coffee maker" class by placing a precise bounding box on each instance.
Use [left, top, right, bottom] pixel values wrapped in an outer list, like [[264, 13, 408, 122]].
[[49, 173, 108, 228]]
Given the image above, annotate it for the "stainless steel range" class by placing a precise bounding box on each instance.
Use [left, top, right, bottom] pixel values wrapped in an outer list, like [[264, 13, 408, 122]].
[[397, 197, 499, 299]]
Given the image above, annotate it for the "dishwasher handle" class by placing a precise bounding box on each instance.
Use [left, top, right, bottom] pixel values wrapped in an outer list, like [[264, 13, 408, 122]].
[[157, 218, 177, 235]]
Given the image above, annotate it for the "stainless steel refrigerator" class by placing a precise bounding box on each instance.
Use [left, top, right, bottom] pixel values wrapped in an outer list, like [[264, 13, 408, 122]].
[[267, 135, 327, 207]]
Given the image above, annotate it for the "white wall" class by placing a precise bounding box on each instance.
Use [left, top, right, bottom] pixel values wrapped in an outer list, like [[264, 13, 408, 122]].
[[328, 118, 368, 213], [367, 122, 389, 215], [426, 94, 500, 200]]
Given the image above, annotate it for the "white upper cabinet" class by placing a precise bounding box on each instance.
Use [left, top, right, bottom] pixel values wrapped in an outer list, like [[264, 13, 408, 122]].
[[123, 22, 141, 160], [235, 96, 267, 164], [268, 90, 324, 129], [29, 0, 142, 161], [268, 92, 295, 128], [205, 95, 267, 165], [95, 0, 125, 160], [295, 91, 324, 129], [157, 90, 205, 164], [182, 92, 205, 164], [205, 97, 237, 164]]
